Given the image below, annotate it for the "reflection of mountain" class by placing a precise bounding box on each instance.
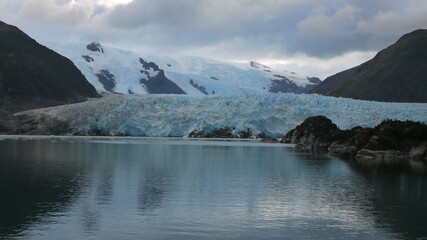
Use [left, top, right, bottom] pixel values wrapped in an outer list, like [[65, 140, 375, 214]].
[[138, 175, 169, 211], [136, 146, 173, 212], [0, 140, 86, 237]]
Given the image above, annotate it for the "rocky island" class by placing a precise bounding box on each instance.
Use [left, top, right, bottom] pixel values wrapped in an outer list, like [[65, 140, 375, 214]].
[[282, 116, 427, 163]]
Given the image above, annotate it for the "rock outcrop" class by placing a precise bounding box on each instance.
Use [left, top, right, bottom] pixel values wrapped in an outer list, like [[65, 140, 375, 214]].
[[188, 127, 278, 141], [283, 116, 427, 162], [282, 116, 338, 151]]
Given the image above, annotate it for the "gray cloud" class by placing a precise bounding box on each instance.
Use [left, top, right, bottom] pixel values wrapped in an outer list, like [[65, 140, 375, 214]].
[[2, 0, 427, 77]]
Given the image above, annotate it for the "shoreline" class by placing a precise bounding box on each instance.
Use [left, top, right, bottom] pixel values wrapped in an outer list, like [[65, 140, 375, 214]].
[[0, 135, 294, 147]]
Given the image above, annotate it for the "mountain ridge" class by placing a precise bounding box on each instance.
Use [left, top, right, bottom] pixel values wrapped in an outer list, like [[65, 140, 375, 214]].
[[310, 29, 427, 103], [45, 41, 321, 96], [0, 21, 99, 113]]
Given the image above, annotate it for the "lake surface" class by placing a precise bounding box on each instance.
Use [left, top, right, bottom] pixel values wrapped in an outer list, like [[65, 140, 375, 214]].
[[0, 137, 426, 240]]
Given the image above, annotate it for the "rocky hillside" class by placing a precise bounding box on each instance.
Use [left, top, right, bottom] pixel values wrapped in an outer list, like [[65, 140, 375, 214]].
[[310, 29, 427, 103], [0, 21, 99, 113]]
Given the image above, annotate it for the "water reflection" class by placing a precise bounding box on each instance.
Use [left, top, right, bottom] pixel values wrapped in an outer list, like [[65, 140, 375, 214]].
[[349, 159, 427, 240], [0, 139, 86, 238], [0, 138, 426, 240]]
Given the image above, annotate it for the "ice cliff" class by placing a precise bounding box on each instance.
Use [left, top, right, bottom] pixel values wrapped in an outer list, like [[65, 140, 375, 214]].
[[16, 93, 427, 137]]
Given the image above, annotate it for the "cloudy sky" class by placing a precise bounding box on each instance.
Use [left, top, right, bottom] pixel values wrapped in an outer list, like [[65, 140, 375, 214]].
[[1, 0, 427, 78]]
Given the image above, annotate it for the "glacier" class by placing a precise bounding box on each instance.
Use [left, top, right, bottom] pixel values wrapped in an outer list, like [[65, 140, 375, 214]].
[[17, 93, 427, 137]]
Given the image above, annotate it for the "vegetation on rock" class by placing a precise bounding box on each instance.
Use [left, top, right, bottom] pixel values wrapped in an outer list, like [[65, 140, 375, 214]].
[[283, 116, 427, 161]]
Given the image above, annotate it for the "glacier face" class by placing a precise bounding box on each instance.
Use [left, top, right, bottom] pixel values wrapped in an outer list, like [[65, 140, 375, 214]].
[[44, 42, 320, 96], [20, 93, 427, 137]]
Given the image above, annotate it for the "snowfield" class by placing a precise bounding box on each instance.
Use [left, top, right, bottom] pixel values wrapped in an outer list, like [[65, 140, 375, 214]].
[[18, 93, 427, 137], [44, 42, 320, 95]]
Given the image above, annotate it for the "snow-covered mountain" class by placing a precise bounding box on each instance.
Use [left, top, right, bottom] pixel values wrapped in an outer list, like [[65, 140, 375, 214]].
[[45, 42, 321, 95]]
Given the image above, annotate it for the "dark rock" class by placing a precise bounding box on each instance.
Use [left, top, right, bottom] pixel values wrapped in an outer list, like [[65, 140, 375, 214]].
[[250, 61, 269, 69], [282, 116, 338, 149], [138, 58, 185, 94], [139, 58, 160, 71], [307, 77, 322, 84], [270, 78, 304, 94], [328, 142, 358, 158], [188, 128, 277, 140], [190, 79, 209, 95], [365, 120, 427, 152], [283, 116, 427, 164], [238, 128, 253, 138], [270, 74, 319, 93], [95, 69, 116, 93], [86, 42, 104, 53], [140, 70, 186, 94], [13, 112, 70, 135], [206, 128, 236, 138], [188, 129, 206, 138], [351, 126, 364, 132], [257, 132, 267, 139], [82, 55, 94, 62], [347, 128, 373, 149], [281, 129, 294, 143], [409, 145, 427, 161], [72, 128, 127, 136], [0, 124, 10, 133], [189, 127, 264, 139]]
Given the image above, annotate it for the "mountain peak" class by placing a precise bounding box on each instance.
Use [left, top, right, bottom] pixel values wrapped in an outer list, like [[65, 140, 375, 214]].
[[400, 29, 427, 39]]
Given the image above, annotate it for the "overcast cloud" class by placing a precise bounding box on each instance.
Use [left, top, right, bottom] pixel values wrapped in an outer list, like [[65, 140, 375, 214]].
[[1, 0, 427, 78]]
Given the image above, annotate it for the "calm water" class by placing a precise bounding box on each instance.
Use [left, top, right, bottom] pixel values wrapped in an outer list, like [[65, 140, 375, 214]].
[[0, 137, 426, 240]]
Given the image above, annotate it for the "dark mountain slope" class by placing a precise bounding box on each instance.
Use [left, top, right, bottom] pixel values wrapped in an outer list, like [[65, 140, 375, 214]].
[[0, 21, 99, 113], [310, 63, 366, 95], [311, 29, 427, 103]]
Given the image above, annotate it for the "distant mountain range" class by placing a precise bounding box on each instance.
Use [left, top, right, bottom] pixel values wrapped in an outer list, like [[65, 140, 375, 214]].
[[1, 18, 426, 121], [45, 42, 321, 96], [0, 21, 98, 113], [311, 29, 427, 103]]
